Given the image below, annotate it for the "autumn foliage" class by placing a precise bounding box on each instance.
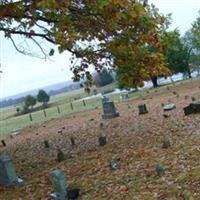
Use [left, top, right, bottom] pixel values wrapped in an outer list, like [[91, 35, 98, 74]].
[[0, 0, 171, 88]]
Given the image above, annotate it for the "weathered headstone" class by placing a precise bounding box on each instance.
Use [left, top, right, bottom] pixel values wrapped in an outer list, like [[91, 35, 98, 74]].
[[57, 150, 65, 162], [0, 155, 23, 186], [155, 164, 164, 176], [109, 158, 118, 171], [163, 103, 176, 111], [98, 136, 107, 146], [102, 99, 119, 119], [184, 101, 200, 115], [44, 140, 49, 148], [138, 104, 148, 115], [49, 170, 68, 200], [70, 137, 75, 146]]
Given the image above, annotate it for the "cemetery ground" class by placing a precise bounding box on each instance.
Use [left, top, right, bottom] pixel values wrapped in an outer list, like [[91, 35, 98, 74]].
[[0, 78, 200, 199]]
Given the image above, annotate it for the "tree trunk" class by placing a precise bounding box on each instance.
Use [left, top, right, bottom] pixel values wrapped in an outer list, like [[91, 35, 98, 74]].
[[186, 47, 192, 79], [151, 77, 159, 88]]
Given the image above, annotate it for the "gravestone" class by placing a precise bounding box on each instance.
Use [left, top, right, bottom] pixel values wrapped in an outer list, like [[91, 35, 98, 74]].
[[1, 140, 6, 147], [138, 104, 148, 115], [163, 103, 176, 111], [57, 150, 65, 162], [98, 136, 107, 146], [0, 155, 23, 186], [70, 137, 75, 146], [120, 93, 129, 101], [109, 158, 118, 171], [102, 98, 119, 119], [58, 129, 63, 134], [44, 140, 49, 148], [184, 101, 200, 115], [49, 170, 68, 200]]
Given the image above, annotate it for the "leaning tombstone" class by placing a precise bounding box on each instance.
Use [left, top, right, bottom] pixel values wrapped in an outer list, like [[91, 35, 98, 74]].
[[138, 104, 148, 115], [184, 101, 200, 115], [163, 103, 176, 111], [49, 170, 68, 200], [0, 155, 23, 186], [102, 98, 119, 119]]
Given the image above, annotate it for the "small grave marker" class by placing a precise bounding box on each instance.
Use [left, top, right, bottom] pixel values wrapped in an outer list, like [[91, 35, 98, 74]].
[[138, 104, 148, 115], [163, 103, 176, 111], [44, 140, 49, 148], [155, 164, 164, 176], [58, 129, 63, 134], [57, 150, 65, 162], [162, 138, 171, 149], [109, 158, 119, 171], [70, 137, 75, 146], [1, 140, 6, 147], [98, 136, 107, 146], [0, 155, 23, 186]]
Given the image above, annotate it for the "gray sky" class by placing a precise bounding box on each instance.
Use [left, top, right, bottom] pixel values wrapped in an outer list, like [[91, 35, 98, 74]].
[[0, 0, 200, 98]]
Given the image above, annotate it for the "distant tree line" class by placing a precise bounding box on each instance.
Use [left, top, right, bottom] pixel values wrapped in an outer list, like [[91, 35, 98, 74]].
[[16, 90, 50, 115]]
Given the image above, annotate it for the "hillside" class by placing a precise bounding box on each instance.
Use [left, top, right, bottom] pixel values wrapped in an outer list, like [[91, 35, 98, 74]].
[[0, 78, 200, 199]]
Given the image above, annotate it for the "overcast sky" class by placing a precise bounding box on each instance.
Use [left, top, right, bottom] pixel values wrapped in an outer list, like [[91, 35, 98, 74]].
[[0, 0, 200, 99]]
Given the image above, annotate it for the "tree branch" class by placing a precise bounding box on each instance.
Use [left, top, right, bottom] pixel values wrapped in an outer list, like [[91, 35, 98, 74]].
[[0, 27, 56, 44]]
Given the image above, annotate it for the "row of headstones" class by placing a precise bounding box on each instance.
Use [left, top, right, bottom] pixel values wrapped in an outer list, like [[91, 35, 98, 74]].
[[102, 96, 200, 118], [0, 155, 119, 199], [0, 137, 172, 199]]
